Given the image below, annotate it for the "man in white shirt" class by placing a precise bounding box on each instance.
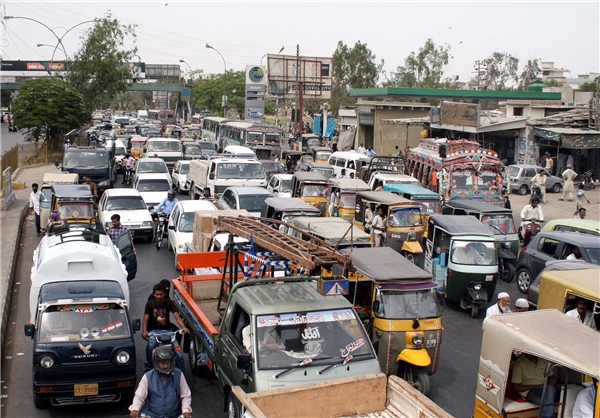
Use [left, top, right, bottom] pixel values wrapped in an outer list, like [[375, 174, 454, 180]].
[[565, 298, 597, 330], [29, 183, 42, 236], [530, 170, 547, 203], [520, 198, 544, 233], [371, 206, 387, 247], [486, 292, 511, 317], [357, 143, 366, 155], [572, 382, 596, 418], [559, 165, 577, 201], [566, 247, 582, 260], [336, 169, 348, 179]]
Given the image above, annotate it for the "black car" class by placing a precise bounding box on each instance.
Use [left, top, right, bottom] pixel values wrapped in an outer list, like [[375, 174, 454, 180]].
[[515, 232, 600, 293]]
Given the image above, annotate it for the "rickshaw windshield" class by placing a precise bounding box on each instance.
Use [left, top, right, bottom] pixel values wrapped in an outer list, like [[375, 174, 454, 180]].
[[389, 207, 422, 227], [313, 168, 334, 179], [39, 303, 130, 343], [255, 309, 374, 370], [315, 152, 331, 161], [301, 184, 327, 197], [340, 193, 357, 208], [130, 143, 144, 150], [58, 202, 94, 218], [451, 240, 497, 265], [378, 290, 441, 319], [481, 214, 517, 234]]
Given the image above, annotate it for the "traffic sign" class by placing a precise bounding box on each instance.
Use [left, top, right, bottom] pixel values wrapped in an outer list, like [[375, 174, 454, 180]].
[[318, 278, 349, 296]]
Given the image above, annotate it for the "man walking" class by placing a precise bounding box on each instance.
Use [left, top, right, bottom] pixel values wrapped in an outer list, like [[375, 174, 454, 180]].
[[29, 183, 42, 236], [371, 206, 387, 247], [106, 214, 132, 245], [559, 165, 577, 201]]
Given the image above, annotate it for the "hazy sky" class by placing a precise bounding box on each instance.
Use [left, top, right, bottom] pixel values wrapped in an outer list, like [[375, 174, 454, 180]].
[[2, 1, 599, 84]]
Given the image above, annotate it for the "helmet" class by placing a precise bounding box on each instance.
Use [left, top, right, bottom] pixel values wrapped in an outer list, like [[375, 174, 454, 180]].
[[167, 190, 176, 197], [152, 345, 176, 375]]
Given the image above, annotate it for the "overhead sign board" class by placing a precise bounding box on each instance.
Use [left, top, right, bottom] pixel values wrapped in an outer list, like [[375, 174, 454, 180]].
[[440, 101, 480, 127], [0, 61, 146, 79], [266, 54, 332, 100], [245, 65, 266, 124]]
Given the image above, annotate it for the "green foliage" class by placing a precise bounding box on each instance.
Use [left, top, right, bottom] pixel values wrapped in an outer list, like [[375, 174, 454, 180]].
[[387, 39, 452, 88], [331, 40, 383, 113], [544, 79, 564, 87], [11, 77, 88, 149], [67, 12, 138, 112], [484, 52, 519, 90], [579, 78, 599, 92], [191, 70, 246, 117], [264, 100, 276, 116], [518, 59, 542, 91]]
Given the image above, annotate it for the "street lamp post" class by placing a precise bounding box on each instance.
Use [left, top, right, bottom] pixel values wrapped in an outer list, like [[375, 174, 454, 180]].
[[179, 60, 193, 123], [205, 43, 227, 117]]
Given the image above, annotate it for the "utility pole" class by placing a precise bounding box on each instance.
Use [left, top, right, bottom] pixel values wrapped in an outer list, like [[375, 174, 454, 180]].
[[473, 60, 488, 90], [295, 44, 301, 141]]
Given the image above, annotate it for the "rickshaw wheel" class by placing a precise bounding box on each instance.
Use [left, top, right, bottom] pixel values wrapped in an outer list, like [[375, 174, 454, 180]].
[[399, 363, 431, 396], [470, 305, 479, 318], [402, 251, 416, 264]]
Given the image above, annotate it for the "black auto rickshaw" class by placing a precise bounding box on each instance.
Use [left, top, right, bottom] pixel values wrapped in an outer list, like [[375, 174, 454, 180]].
[[50, 184, 97, 229], [291, 172, 329, 215], [442, 198, 518, 282], [260, 197, 321, 227], [281, 150, 303, 173], [424, 214, 498, 318], [339, 247, 443, 396]]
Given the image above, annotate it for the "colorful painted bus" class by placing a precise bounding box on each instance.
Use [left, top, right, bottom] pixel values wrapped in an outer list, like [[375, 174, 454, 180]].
[[200, 116, 228, 145]]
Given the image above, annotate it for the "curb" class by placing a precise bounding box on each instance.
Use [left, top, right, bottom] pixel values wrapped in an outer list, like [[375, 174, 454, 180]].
[[0, 202, 29, 351]]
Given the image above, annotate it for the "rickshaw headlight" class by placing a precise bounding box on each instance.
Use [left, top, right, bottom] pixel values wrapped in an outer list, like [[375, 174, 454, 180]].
[[412, 334, 424, 347], [474, 284, 482, 291], [407, 232, 417, 241], [503, 242, 511, 250]]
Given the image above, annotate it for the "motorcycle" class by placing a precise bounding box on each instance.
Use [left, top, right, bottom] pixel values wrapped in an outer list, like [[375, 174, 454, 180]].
[[519, 218, 544, 247], [578, 170, 595, 191], [530, 184, 543, 202], [498, 248, 516, 282], [145, 329, 185, 372]]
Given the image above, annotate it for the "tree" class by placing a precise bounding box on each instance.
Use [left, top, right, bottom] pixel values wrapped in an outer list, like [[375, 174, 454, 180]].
[[331, 40, 384, 113], [67, 13, 138, 112], [191, 70, 245, 117], [386, 39, 452, 88], [483, 52, 519, 90], [11, 78, 88, 150], [518, 58, 542, 91], [544, 79, 564, 87], [579, 77, 599, 92]]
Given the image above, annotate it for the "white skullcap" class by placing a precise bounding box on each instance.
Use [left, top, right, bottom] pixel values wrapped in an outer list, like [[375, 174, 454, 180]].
[[497, 292, 510, 299], [515, 298, 529, 308]]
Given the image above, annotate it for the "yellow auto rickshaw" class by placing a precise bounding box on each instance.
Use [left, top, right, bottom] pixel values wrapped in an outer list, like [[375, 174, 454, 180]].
[[343, 247, 443, 396], [291, 172, 329, 216], [326, 178, 370, 221], [311, 146, 332, 164], [129, 136, 148, 160], [50, 184, 97, 229], [475, 310, 600, 418]]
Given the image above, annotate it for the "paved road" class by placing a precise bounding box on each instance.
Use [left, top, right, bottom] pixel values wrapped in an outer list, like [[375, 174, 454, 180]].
[[1, 180, 598, 417], [0, 123, 28, 154]]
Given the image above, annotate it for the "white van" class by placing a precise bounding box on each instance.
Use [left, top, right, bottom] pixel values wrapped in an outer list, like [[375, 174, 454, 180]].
[[328, 151, 370, 177], [222, 145, 257, 159]]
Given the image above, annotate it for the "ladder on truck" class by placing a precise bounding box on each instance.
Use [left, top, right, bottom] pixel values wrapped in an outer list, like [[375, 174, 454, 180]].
[[215, 216, 349, 315]]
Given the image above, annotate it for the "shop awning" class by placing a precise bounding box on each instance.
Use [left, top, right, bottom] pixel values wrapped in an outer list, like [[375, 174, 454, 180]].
[[532, 127, 600, 149]]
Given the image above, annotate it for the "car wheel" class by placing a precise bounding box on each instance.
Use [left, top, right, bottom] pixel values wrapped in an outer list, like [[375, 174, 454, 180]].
[[33, 394, 49, 409], [551, 183, 561, 193], [517, 268, 532, 294], [518, 185, 528, 195]]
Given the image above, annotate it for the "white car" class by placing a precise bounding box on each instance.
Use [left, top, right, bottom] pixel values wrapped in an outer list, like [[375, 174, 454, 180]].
[[133, 157, 172, 187], [216, 187, 274, 217], [105, 139, 127, 173], [167, 200, 217, 268], [267, 173, 293, 198], [171, 160, 190, 193], [98, 188, 154, 242], [134, 173, 172, 208]]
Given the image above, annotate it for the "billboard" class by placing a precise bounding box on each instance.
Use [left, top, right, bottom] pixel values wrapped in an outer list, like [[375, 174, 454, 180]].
[[440, 101, 480, 127], [266, 54, 332, 100], [245, 65, 266, 124], [0, 60, 146, 79]]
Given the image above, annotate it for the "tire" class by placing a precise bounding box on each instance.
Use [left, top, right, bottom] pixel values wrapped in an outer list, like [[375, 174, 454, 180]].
[[402, 251, 416, 264], [189, 338, 200, 376], [156, 226, 164, 250], [33, 394, 49, 409], [399, 364, 431, 397], [551, 183, 561, 193], [470, 304, 479, 319], [517, 268, 532, 294], [499, 262, 515, 283], [518, 185, 528, 195], [227, 392, 242, 418], [190, 183, 197, 200]]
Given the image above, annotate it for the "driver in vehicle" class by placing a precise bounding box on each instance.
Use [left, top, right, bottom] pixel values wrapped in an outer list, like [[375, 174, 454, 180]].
[[243, 325, 285, 355], [452, 243, 483, 265], [511, 354, 558, 418]]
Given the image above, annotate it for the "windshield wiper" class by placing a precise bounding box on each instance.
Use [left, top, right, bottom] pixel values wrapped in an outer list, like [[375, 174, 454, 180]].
[[318, 353, 372, 375], [491, 225, 506, 235], [274, 355, 332, 379]]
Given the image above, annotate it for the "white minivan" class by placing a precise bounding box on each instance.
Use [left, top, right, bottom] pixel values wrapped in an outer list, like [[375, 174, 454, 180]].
[[328, 151, 370, 177]]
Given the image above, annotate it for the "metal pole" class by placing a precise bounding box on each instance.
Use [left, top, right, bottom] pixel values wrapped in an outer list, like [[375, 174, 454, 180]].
[[206, 44, 227, 117], [296, 44, 300, 136]]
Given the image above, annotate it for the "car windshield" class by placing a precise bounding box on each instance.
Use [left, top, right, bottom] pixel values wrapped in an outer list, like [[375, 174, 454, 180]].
[[266, 133, 281, 144], [451, 240, 497, 265], [216, 163, 265, 179], [38, 303, 130, 343], [115, 147, 126, 156], [389, 207, 422, 227], [63, 152, 108, 168], [57, 202, 94, 218], [178, 211, 195, 233], [280, 179, 292, 193], [376, 290, 442, 320], [106, 196, 147, 211], [136, 179, 171, 192], [184, 146, 202, 156], [481, 214, 517, 234], [137, 161, 168, 174], [238, 195, 271, 212], [506, 166, 520, 177], [147, 141, 181, 152], [584, 248, 600, 264], [301, 184, 327, 197], [179, 164, 190, 174], [263, 162, 286, 173], [255, 309, 374, 370]]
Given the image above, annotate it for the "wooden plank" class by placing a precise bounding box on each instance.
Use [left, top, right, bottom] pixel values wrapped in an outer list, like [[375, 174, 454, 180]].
[[231, 387, 267, 418]]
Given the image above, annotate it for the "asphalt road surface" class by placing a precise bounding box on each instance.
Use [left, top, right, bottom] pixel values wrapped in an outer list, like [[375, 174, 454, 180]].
[[1, 123, 27, 154], [1, 177, 594, 417]]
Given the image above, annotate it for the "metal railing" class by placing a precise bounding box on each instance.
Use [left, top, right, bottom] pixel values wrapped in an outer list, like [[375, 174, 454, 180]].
[[1, 145, 19, 191]]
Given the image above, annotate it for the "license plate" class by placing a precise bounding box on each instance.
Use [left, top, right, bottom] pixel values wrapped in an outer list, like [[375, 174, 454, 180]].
[[74, 383, 98, 396], [485, 275, 494, 281]]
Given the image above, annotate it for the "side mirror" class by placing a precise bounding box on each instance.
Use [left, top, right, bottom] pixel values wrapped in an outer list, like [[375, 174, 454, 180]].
[[143, 148, 147, 153], [168, 225, 175, 230], [132, 318, 141, 333], [24, 324, 35, 338], [54, 158, 60, 168], [272, 189, 278, 193], [237, 353, 251, 371], [209, 173, 215, 180], [372, 300, 381, 316], [148, 206, 155, 211]]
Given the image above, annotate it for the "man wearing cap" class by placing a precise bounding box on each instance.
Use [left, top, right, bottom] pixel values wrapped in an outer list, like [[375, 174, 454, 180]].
[[514, 298, 529, 312], [486, 292, 511, 317]]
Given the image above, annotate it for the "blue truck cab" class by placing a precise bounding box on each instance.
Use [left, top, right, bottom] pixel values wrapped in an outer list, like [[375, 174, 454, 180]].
[[60, 145, 117, 195]]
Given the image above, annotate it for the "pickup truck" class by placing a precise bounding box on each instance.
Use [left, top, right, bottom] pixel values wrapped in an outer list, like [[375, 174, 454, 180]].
[[229, 373, 452, 418], [187, 157, 267, 199], [172, 252, 381, 416], [232, 373, 452, 418]]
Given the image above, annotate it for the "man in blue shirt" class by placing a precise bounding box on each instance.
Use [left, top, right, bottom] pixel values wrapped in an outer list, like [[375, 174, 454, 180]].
[[154, 190, 178, 219]]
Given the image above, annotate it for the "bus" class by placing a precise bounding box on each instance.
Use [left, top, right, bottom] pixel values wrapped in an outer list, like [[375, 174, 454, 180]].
[[244, 124, 284, 149], [148, 109, 175, 125], [405, 138, 504, 206], [219, 120, 254, 150], [201, 116, 228, 145]]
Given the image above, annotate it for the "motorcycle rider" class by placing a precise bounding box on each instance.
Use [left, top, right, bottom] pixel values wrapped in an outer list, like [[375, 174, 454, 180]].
[[153, 190, 178, 223], [530, 169, 547, 203], [519, 197, 544, 241], [122, 154, 136, 184], [129, 345, 192, 418]]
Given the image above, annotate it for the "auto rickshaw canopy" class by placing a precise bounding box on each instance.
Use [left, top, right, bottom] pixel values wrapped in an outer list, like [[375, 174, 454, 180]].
[[537, 268, 600, 310], [328, 178, 370, 191], [262, 197, 321, 215], [442, 198, 512, 215], [347, 247, 434, 282], [292, 171, 329, 184], [356, 191, 412, 206], [51, 184, 94, 201], [292, 216, 371, 245], [428, 214, 494, 236]]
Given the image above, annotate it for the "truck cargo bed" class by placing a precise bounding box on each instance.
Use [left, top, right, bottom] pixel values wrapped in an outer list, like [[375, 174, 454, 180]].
[[193, 298, 222, 328]]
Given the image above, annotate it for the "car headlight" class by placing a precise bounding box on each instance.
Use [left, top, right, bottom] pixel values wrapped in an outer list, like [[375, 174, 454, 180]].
[[503, 242, 511, 250], [98, 180, 110, 187], [474, 283, 482, 291], [142, 221, 153, 227], [40, 355, 55, 369], [115, 350, 131, 365], [412, 334, 424, 346]]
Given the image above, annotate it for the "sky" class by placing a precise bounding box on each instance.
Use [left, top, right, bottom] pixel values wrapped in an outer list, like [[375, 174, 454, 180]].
[[1, 1, 599, 84]]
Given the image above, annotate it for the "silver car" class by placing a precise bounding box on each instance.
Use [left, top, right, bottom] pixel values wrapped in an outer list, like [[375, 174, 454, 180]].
[[506, 164, 563, 195], [216, 186, 274, 217]]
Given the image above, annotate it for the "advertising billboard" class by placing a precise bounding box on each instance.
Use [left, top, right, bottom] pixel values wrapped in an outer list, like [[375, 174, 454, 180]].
[[245, 65, 266, 124], [266, 54, 332, 100], [0, 60, 146, 79], [440, 101, 480, 127]]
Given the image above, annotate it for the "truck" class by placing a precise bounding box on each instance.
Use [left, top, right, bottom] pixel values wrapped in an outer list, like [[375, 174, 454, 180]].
[[25, 228, 140, 408], [172, 216, 381, 416], [232, 373, 453, 418], [187, 157, 267, 199], [60, 145, 117, 195], [141, 137, 183, 170]]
